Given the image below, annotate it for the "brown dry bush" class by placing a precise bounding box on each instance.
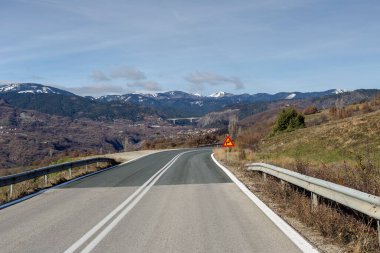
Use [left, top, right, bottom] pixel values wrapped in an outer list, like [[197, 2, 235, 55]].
[[258, 175, 378, 253], [306, 114, 329, 127], [238, 131, 262, 150], [286, 153, 380, 197], [304, 105, 319, 115], [214, 151, 379, 252], [360, 103, 372, 114], [329, 106, 354, 119]]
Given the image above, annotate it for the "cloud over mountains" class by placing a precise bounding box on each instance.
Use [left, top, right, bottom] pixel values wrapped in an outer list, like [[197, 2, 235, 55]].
[[185, 72, 244, 91], [85, 65, 162, 95]]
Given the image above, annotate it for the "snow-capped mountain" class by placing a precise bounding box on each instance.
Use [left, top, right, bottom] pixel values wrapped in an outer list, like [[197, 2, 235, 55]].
[[333, 89, 348, 94], [208, 91, 234, 98], [0, 82, 376, 120], [285, 93, 296, 100], [0, 83, 75, 96]]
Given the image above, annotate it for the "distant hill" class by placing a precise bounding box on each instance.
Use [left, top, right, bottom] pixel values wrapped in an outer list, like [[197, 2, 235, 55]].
[[0, 83, 379, 120], [0, 83, 158, 121], [0, 83, 75, 96]]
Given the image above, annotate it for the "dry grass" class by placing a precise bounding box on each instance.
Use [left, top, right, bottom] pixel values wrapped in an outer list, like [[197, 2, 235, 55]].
[[215, 99, 380, 252], [254, 109, 380, 196], [0, 162, 111, 205], [214, 149, 379, 253]]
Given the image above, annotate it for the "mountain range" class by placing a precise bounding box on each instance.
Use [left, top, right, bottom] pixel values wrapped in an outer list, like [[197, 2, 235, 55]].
[[0, 83, 378, 120]]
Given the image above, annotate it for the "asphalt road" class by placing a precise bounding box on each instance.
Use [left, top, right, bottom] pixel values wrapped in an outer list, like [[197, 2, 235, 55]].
[[0, 149, 308, 253]]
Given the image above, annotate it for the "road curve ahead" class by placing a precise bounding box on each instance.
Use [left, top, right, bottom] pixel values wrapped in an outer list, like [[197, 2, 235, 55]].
[[0, 149, 309, 253]]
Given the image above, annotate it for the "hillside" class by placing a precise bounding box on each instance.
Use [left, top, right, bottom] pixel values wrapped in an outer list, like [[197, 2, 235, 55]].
[[224, 98, 380, 196], [0, 99, 203, 173], [214, 101, 380, 252], [258, 109, 380, 165]]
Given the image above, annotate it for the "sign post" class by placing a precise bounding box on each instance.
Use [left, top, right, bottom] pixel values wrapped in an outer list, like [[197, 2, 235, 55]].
[[222, 135, 235, 162]]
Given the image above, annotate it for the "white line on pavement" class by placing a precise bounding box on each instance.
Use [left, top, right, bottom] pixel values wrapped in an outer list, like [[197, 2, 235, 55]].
[[65, 150, 194, 253], [211, 153, 319, 253], [0, 151, 159, 210], [80, 151, 190, 253]]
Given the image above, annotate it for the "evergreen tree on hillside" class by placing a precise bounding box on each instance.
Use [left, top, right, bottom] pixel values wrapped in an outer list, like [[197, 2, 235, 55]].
[[272, 107, 305, 134]]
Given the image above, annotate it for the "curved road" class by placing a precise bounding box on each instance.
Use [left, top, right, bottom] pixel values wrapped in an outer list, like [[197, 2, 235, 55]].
[[0, 149, 309, 253]]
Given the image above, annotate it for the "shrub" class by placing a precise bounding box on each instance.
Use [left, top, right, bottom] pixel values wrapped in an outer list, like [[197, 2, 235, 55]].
[[329, 107, 337, 117], [360, 102, 372, 113], [307, 114, 329, 127], [303, 105, 318, 115], [329, 106, 353, 119], [272, 107, 305, 134]]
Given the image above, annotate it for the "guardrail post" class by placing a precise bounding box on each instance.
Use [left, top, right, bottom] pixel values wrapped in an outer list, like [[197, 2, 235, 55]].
[[311, 193, 319, 209], [9, 184, 13, 200], [44, 175, 48, 187], [377, 220, 380, 247], [69, 167, 72, 179], [96, 162, 99, 168], [85, 163, 88, 173], [262, 172, 267, 181], [280, 179, 286, 189]]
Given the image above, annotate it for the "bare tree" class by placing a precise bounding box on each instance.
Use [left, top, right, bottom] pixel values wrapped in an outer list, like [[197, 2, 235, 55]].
[[124, 137, 129, 152], [228, 115, 238, 139]]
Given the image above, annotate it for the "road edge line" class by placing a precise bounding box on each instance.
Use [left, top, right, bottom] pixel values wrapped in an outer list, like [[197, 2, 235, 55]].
[[211, 153, 319, 253]]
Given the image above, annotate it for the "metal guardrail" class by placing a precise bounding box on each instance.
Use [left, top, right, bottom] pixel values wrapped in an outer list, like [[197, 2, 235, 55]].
[[197, 143, 222, 148], [0, 157, 117, 199], [246, 162, 380, 245]]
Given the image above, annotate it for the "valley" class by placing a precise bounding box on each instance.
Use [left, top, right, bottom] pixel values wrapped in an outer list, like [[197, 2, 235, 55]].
[[0, 83, 379, 178]]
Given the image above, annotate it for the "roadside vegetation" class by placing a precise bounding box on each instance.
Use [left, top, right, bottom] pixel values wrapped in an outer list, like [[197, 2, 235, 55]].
[[272, 107, 305, 134], [215, 94, 380, 253], [142, 133, 221, 150], [0, 159, 112, 205], [0, 150, 95, 177]]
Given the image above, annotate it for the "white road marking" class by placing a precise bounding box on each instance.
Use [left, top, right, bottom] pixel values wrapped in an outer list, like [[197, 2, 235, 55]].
[[211, 153, 319, 253], [65, 150, 194, 253], [0, 152, 158, 210], [80, 151, 188, 253]]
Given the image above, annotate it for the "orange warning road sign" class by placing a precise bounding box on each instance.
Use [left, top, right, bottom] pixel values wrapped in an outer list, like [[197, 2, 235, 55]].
[[222, 135, 235, 147]]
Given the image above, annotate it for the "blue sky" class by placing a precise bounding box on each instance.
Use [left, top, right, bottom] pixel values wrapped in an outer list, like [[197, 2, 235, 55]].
[[1, 0, 380, 96]]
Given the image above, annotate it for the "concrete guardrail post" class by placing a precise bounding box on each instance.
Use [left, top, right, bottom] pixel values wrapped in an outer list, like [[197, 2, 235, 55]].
[[377, 220, 380, 247], [246, 162, 380, 248], [0, 157, 117, 203], [262, 172, 267, 181], [9, 184, 13, 200], [311, 193, 319, 209]]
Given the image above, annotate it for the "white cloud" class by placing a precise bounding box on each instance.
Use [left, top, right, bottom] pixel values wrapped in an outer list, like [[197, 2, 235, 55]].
[[67, 84, 124, 96], [127, 81, 162, 91], [30, 75, 45, 80], [185, 71, 244, 90], [90, 70, 110, 82], [111, 66, 146, 80]]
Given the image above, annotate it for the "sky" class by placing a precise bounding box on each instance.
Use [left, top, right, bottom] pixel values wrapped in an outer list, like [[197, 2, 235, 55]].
[[0, 0, 380, 96]]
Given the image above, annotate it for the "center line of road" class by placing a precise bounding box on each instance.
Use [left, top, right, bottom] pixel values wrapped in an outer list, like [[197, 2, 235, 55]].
[[64, 150, 193, 253]]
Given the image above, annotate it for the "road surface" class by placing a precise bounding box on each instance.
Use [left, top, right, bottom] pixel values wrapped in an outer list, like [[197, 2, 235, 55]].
[[0, 149, 310, 253]]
